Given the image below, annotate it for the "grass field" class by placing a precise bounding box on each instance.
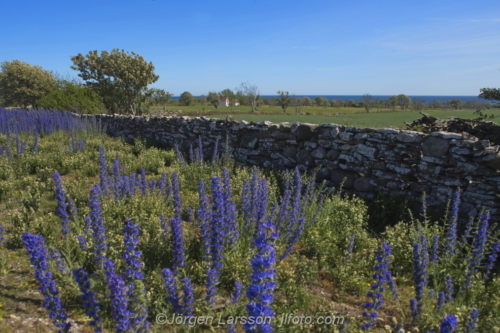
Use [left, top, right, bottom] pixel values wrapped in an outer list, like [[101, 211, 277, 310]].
[[149, 105, 500, 129], [208, 109, 500, 129]]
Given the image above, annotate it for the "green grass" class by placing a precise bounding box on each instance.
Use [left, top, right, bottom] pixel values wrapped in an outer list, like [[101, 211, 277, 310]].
[[208, 109, 500, 128]]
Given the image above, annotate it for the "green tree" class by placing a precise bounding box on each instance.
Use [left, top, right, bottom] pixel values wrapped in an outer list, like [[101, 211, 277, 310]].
[[396, 94, 411, 110], [450, 99, 462, 110], [70, 49, 159, 115], [207, 92, 220, 110], [179, 91, 194, 106], [150, 88, 172, 110], [38, 80, 105, 114], [277, 90, 292, 113], [315, 96, 329, 108], [389, 96, 398, 110], [302, 96, 311, 106], [361, 94, 373, 113], [0, 60, 56, 108], [479, 88, 500, 103]]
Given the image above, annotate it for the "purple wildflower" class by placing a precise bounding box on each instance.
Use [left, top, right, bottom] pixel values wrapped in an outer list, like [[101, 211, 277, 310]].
[[73, 267, 102, 333], [439, 314, 458, 333]]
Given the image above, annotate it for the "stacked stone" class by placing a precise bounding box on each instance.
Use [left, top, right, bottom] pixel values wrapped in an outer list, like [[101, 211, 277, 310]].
[[80, 114, 500, 224]]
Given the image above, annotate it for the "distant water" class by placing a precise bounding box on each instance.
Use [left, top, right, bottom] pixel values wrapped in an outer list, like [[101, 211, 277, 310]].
[[172, 95, 488, 104]]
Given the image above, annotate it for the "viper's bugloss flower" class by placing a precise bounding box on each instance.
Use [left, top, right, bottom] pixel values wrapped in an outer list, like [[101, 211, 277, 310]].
[[107, 271, 132, 333], [149, 180, 157, 194], [182, 277, 194, 316], [170, 217, 186, 274], [275, 171, 292, 231], [22, 233, 71, 333], [465, 307, 479, 333], [53, 172, 70, 238], [0, 223, 5, 246], [485, 242, 500, 279], [344, 233, 356, 262], [77, 235, 88, 250], [205, 268, 219, 307], [461, 217, 475, 246], [244, 220, 278, 333], [174, 144, 185, 167], [439, 314, 458, 333], [465, 211, 490, 287], [67, 196, 78, 220], [123, 219, 144, 281], [73, 267, 103, 333], [122, 219, 150, 332], [437, 292, 445, 311], [139, 168, 147, 195], [88, 185, 108, 266], [159, 215, 168, 241], [410, 298, 418, 320], [361, 242, 394, 329], [445, 276, 454, 303], [412, 242, 427, 318], [231, 281, 242, 304], [431, 235, 439, 271], [444, 189, 461, 256], [209, 176, 226, 273], [198, 180, 212, 263], [50, 249, 69, 273], [98, 146, 109, 196], [162, 268, 180, 313], [159, 173, 167, 195], [172, 172, 182, 219], [222, 167, 238, 244]]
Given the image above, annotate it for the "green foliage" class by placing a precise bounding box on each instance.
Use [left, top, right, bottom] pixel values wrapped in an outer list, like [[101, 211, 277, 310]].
[[149, 88, 172, 110], [0, 60, 56, 108], [179, 91, 194, 106], [207, 91, 220, 110], [70, 49, 159, 115], [277, 90, 292, 113], [38, 80, 105, 114], [479, 87, 500, 102]]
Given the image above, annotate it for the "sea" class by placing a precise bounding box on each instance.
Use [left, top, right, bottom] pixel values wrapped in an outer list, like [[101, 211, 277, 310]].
[[172, 95, 488, 104]]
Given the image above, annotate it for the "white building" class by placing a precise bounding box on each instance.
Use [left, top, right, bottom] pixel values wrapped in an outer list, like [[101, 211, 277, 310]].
[[219, 97, 240, 107]]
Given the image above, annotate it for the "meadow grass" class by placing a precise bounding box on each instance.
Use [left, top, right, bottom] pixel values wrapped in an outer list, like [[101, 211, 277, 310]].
[[0, 108, 499, 332], [208, 109, 500, 129]]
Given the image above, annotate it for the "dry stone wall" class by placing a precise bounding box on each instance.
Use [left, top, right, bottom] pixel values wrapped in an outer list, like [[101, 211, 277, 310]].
[[85, 114, 500, 223]]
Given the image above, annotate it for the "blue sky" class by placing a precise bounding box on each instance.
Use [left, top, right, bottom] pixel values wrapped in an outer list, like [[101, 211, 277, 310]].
[[1, 0, 499, 96]]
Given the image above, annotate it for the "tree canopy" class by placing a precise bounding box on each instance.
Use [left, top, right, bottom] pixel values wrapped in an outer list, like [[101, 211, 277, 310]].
[[479, 88, 500, 103], [179, 91, 194, 106], [0, 60, 56, 108], [70, 49, 159, 115], [277, 91, 292, 113], [38, 79, 105, 114]]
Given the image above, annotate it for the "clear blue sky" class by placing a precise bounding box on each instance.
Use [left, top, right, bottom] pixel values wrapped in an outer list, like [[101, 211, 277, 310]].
[[1, 0, 499, 96]]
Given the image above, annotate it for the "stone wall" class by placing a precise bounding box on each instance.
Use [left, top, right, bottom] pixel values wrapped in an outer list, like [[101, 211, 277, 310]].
[[84, 114, 500, 223]]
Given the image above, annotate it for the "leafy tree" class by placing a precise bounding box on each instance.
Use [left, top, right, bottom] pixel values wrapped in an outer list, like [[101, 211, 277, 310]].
[[207, 92, 220, 110], [389, 95, 398, 110], [199, 95, 207, 105], [361, 94, 373, 113], [411, 98, 425, 111], [277, 90, 292, 113], [302, 96, 311, 106], [479, 88, 500, 103], [70, 49, 159, 115], [219, 88, 237, 110], [179, 91, 194, 106], [150, 88, 173, 110], [291, 95, 303, 114], [450, 99, 462, 110], [0, 60, 56, 108], [236, 81, 260, 113], [396, 94, 411, 110], [429, 100, 442, 110], [38, 80, 105, 114], [315, 96, 329, 108]]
